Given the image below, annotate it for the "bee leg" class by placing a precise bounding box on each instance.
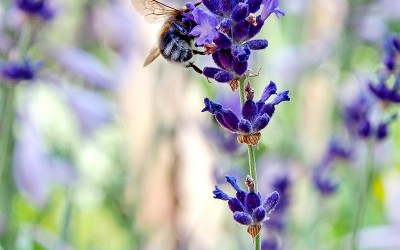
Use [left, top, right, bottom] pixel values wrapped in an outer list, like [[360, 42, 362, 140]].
[[186, 62, 203, 75], [193, 50, 205, 55], [194, 1, 202, 7]]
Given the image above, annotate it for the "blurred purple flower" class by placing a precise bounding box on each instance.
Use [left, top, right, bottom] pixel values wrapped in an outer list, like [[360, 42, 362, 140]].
[[13, 115, 76, 207], [53, 48, 115, 89], [368, 78, 400, 104], [312, 139, 352, 196], [62, 86, 114, 134], [93, 2, 137, 58], [344, 94, 396, 141], [261, 237, 279, 250], [0, 59, 41, 82], [15, 0, 54, 20]]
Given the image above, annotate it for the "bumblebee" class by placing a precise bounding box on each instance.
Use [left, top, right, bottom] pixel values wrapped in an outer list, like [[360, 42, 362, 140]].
[[132, 0, 203, 73]]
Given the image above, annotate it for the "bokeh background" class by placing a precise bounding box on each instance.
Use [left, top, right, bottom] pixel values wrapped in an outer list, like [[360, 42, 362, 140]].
[[1, 0, 400, 249]]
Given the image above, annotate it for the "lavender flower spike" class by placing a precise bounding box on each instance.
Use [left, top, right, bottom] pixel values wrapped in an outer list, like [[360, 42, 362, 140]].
[[202, 82, 290, 145], [185, 0, 284, 87], [213, 175, 280, 239]]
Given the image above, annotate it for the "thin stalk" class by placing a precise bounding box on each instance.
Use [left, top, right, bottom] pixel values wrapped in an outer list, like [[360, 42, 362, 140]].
[[60, 197, 73, 245], [0, 22, 32, 248], [0, 85, 17, 249], [239, 77, 260, 250], [350, 142, 375, 250]]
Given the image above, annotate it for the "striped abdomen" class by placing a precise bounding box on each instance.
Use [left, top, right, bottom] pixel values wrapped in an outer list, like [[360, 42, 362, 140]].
[[159, 27, 193, 63]]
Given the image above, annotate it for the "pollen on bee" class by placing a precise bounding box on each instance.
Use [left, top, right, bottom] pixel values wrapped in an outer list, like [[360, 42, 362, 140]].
[[237, 132, 261, 146], [247, 224, 261, 239]]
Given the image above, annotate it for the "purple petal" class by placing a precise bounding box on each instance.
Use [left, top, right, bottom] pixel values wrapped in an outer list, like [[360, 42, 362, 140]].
[[220, 109, 240, 131], [213, 186, 231, 200], [219, 18, 233, 29], [261, 0, 285, 21], [376, 122, 389, 140], [252, 206, 267, 223], [220, 0, 237, 14], [213, 32, 232, 49], [271, 90, 290, 105], [233, 211, 253, 225], [242, 100, 258, 122], [245, 192, 262, 211], [215, 49, 235, 70], [226, 175, 244, 192], [202, 0, 221, 15], [245, 39, 268, 50], [263, 191, 280, 213], [190, 8, 219, 45], [259, 81, 277, 102], [231, 3, 250, 22], [214, 70, 235, 82], [233, 60, 248, 75], [215, 113, 236, 132], [246, 0, 263, 13], [185, 2, 196, 11], [201, 98, 222, 114], [260, 103, 275, 117], [252, 114, 270, 132], [238, 119, 252, 133], [228, 198, 245, 212], [203, 67, 222, 79], [232, 45, 251, 62], [232, 20, 250, 42]]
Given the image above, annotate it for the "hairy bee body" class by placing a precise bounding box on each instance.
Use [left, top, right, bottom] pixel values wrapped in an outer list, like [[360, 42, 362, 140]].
[[132, 0, 203, 72], [159, 19, 193, 63]]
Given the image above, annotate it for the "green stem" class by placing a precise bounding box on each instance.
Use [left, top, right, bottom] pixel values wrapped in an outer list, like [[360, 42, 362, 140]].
[[239, 77, 260, 250], [0, 21, 33, 248], [0, 84, 17, 249], [60, 197, 73, 244], [350, 142, 375, 250]]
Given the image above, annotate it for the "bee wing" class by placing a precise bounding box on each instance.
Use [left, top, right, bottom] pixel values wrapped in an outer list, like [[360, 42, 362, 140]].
[[143, 43, 161, 67], [132, 0, 180, 23]]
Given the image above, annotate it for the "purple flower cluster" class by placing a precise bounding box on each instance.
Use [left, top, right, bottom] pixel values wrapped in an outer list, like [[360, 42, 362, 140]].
[[313, 139, 352, 195], [312, 35, 400, 196], [213, 175, 280, 239], [344, 94, 396, 141], [202, 81, 289, 145], [340, 35, 400, 141], [185, 0, 284, 88], [0, 59, 41, 82], [15, 0, 54, 20], [368, 34, 400, 104], [16, 0, 54, 20]]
